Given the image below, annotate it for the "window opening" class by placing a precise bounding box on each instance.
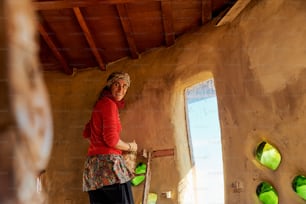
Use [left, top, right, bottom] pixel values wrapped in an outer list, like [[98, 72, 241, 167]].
[[256, 181, 278, 204], [292, 175, 306, 200], [255, 141, 281, 170], [185, 78, 224, 204]]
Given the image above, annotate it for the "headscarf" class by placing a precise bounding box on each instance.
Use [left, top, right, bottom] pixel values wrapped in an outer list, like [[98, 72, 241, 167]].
[[106, 71, 131, 88]]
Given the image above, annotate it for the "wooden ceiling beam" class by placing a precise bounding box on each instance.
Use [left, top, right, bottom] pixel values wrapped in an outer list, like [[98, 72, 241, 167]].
[[73, 7, 106, 71], [116, 4, 139, 59], [216, 0, 251, 26], [33, 0, 161, 10], [37, 23, 73, 75], [201, 0, 212, 24], [161, 0, 175, 47]]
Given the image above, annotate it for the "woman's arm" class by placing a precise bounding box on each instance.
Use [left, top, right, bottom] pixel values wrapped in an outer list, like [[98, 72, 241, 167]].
[[99, 99, 138, 151], [115, 139, 137, 152]]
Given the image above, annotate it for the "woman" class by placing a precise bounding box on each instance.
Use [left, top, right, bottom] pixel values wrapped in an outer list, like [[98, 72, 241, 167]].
[[82, 71, 137, 204]]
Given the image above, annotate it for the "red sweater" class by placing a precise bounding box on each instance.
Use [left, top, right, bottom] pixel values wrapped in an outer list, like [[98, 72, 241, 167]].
[[83, 96, 123, 156]]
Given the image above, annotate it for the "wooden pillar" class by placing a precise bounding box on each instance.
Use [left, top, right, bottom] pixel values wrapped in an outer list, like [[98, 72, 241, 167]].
[[0, 0, 53, 203], [0, 0, 16, 203]]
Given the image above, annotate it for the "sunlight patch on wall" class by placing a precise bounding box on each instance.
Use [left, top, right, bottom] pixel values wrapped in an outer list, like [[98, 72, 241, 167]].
[[178, 169, 197, 204]]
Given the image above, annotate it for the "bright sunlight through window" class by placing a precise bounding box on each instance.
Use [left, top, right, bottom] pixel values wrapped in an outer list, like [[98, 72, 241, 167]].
[[185, 78, 224, 204]]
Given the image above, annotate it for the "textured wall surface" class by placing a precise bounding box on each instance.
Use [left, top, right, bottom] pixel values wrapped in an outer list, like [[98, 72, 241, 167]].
[[42, 0, 306, 203]]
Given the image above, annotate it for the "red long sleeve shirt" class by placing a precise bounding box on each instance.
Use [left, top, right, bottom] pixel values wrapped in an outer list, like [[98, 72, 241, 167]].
[[83, 96, 122, 156]]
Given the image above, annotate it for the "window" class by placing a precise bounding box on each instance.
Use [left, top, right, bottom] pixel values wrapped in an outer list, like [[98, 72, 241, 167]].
[[185, 78, 224, 203]]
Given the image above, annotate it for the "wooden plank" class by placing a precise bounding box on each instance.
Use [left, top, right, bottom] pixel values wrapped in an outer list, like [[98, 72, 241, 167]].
[[161, 0, 175, 46], [202, 0, 212, 24], [37, 23, 72, 75], [216, 0, 251, 26], [116, 4, 139, 59], [152, 148, 174, 158], [73, 7, 106, 70], [33, 0, 161, 10], [142, 151, 152, 204]]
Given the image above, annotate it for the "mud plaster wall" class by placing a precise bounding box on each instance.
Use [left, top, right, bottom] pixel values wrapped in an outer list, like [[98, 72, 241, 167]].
[[42, 0, 306, 203]]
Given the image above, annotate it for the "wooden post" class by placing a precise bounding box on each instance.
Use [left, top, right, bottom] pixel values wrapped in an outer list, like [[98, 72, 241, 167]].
[[141, 148, 174, 203], [142, 151, 152, 204], [0, 0, 53, 203]]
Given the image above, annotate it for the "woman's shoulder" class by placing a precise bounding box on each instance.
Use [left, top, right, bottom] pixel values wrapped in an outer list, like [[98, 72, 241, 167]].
[[95, 97, 116, 107]]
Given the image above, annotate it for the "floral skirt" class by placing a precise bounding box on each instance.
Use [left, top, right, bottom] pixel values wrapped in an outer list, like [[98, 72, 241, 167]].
[[83, 154, 134, 192]]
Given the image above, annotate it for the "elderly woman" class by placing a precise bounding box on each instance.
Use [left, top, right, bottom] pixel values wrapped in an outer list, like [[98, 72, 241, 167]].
[[82, 71, 137, 204]]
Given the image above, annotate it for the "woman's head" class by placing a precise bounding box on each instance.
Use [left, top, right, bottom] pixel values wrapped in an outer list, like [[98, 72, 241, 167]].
[[106, 71, 130, 101], [106, 71, 130, 88]]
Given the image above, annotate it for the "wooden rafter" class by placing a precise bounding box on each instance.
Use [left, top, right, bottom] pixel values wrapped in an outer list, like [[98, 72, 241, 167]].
[[161, 0, 175, 47], [216, 0, 251, 26], [202, 0, 212, 24], [37, 23, 72, 75], [73, 7, 106, 71], [32, 0, 160, 10], [116, 4, 139, 59]]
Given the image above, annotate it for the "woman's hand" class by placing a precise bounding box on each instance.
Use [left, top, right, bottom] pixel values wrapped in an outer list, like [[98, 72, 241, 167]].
[[115, 139, 137, 152], [128, 141, 137, 152]]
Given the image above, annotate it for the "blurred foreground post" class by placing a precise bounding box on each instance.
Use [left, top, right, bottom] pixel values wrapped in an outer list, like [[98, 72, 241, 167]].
[[0, 0, 53, 203]]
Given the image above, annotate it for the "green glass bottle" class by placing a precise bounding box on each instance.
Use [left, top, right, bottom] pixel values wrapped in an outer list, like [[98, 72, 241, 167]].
[[256, 142, 281, 170], [135, 162, 147, 175], [292, 175, 306, 200], [147, 193, 158, 204], [131, 175, 145, 186], [256, 182, 278, 204]]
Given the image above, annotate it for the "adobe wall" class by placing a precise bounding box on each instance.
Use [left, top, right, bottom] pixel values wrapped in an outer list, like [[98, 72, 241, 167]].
[[42, 0, 306, 203], [213, 0, 306, 203]]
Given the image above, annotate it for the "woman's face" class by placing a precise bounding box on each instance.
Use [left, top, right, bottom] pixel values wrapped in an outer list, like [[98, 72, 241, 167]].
[[110, 79, 129, 101]]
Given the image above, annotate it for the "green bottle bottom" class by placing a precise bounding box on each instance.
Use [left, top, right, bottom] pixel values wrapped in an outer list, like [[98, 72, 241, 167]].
[[296, 185, 306, 200], [131, 175, 145, 186], [258, 190, 278, 204]]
